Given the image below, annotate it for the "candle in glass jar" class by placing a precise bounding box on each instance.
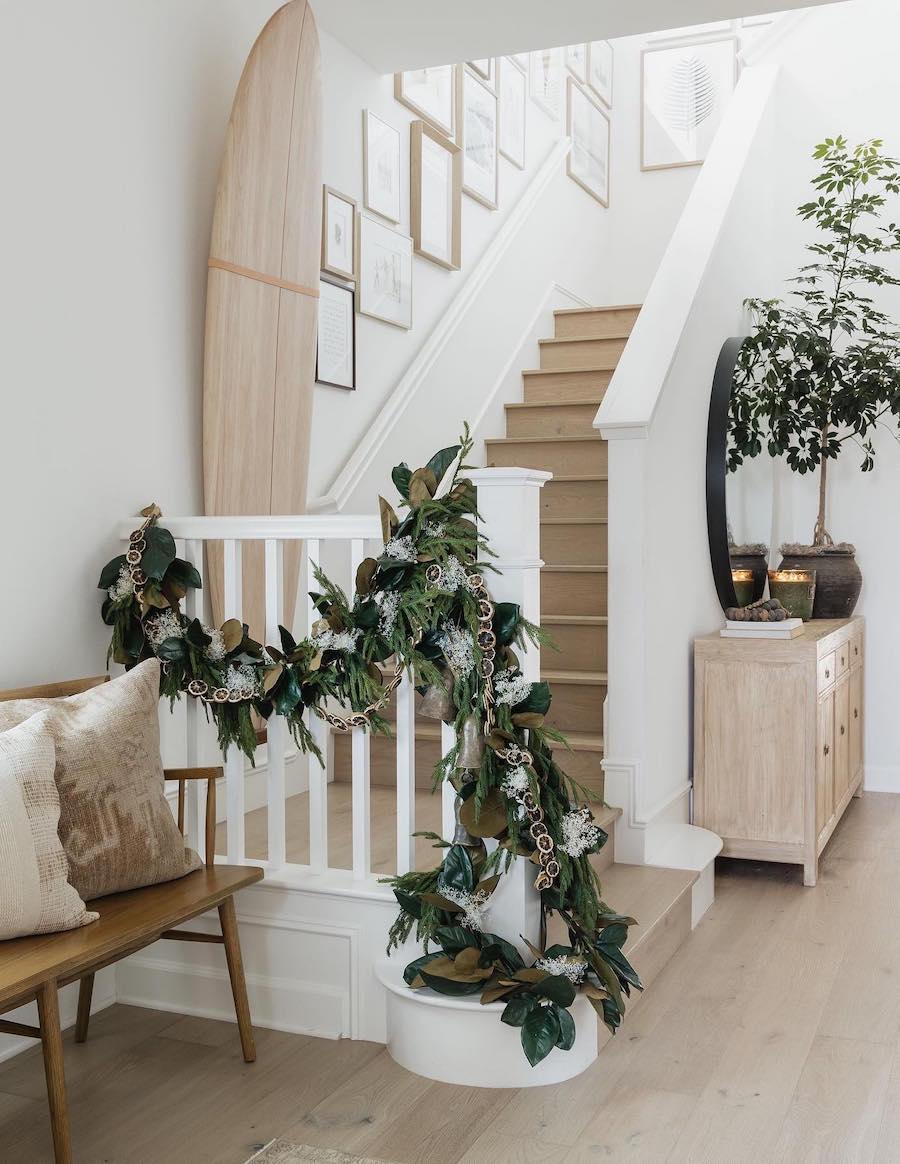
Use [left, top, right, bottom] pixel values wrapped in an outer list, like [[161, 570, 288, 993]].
[[731, 568, 755, 608], [768, 569, 816, 620]]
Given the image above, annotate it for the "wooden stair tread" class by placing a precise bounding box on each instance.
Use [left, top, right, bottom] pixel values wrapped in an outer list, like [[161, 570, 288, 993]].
[[595, 862, 697, 956], [545, 474, 608, 482], [487, 435, 602, 446], [540, 334, 631, 344], [542, 669, 608, 684], [523, 366, 617, 376], [543, 614, 608, 624], [554, 303, 642, 315], [542, 564, 608, 572], [541, 517, 608, 525], [505, 401, 599, 410]]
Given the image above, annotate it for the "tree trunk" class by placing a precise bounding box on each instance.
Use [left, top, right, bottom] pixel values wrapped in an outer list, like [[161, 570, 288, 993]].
[[814, 428, 832, 546]]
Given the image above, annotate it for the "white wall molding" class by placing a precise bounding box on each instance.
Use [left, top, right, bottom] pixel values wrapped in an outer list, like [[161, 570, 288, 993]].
[[311, 137, 572, 513]]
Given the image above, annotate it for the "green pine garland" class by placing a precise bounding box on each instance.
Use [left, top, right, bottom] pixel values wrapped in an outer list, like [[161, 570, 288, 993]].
[[97, 424, 641, 1067]]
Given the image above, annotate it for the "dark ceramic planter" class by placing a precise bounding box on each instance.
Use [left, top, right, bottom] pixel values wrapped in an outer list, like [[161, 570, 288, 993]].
[[777, 547, 862, 619]]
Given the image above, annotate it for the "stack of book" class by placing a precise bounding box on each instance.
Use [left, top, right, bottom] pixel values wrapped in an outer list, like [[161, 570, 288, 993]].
[[720, 618, 804, 639]]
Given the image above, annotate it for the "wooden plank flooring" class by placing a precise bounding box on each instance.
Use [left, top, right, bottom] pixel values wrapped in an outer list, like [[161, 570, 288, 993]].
[[2, 792, 900, 1162]]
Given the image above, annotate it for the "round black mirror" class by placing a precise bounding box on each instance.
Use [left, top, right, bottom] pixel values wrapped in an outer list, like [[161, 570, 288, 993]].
[[707, 336, 766, 612]]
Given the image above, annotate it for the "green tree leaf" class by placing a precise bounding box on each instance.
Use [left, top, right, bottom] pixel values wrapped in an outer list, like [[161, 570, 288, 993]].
[[521, 1005, 560, 1066]]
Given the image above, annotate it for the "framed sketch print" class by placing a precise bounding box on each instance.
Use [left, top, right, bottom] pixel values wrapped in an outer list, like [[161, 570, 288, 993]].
[[320, 186, 356, 282], [467, 58, 495, 87], [641, 38, 737, 170], [363, 109, 401, 223], [565, 44, 587, 83], [394, 67, 455, 138], [498, 56, 526, 170], [410, 120, 461, 270], [587, 41, 613, 108], [457, 66, 499, 209], [357, 213, 413, 329], [566, 79, 610, 206], [316, 277, 356, 390], [530, 48, 562, 119]]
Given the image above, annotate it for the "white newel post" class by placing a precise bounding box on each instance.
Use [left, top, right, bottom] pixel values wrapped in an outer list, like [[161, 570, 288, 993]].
[[376, 466, 598, 1088], [467, 468, 549, 956]]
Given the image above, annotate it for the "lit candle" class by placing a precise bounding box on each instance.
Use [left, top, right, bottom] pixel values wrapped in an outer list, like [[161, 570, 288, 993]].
[[768, 569, 816, 620], [731, 568, 755, 608]]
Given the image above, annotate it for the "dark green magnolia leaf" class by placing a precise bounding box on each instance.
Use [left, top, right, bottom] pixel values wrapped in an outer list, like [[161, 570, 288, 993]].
[[425, 444, 461, 487], [165, 557, 202, 592], [418, 967, 485, 997], [492, 603, 521, 646], [438, 844, 475, 894], [354, 599, 380, 630], [517, 681, 551, 716], [542, 944, 575, 959], [156, 636, 188, 662], [532, 974, 577, 1008], [185, 618, 212, 649], [480, 933, 525, 973], [391, 462, 412, 500], [403, 951, 444, 987], [279, 626, 298, 656], [601, 997, 623, 1035], [142, 525, 177, 582], [368, 635, 394, 663], [555, 1005, 576, 1050], [501, 994, 537, 1028], [596, 942, 643, 993], [598, 923, 629, 950], [100, 597, 117, 626], [272, 667, 302, 715], [521, 1005, 560, 1067], [123, 616, 145, 658], [98, 554, 127, 590], [394, 889, 422, 919], [434, 925, 480, 955]]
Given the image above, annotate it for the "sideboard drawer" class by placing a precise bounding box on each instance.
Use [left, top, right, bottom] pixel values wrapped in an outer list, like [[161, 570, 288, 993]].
[[818, 651, 836, 691], [850, 634, 863, 668], [836, 640, 850, 678]]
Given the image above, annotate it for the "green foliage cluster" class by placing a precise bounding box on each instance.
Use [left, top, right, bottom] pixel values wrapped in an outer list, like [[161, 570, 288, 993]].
[[730, 137, 900, 544]]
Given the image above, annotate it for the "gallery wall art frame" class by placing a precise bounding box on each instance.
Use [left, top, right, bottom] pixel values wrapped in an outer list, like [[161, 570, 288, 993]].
[[394, 66, 456, 139], [357, 212, 413, 330], [566, 77, 610, 207], [321, 185, 357, 282], [498, 55, 527, 170], [529, 47, 562, 120], [410, 119, 462, 270], [316, 275, 356, 390], [363, 108, 401, 223], [565, 43, 587, 83], [640, 37, 738, 172], [467, 58, 495, 87], [457, 65, 499, 210], [587, 40, 613, 108]]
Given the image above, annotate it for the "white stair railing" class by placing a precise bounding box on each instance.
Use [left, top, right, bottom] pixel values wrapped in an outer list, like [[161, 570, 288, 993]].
[[117, 470, 548, 893]]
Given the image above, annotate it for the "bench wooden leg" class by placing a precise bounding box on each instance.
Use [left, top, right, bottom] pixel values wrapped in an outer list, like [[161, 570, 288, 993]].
[[37, 981, 73, 1164], [218, 896, 256, 1063], [75, 973, 94, 1044]]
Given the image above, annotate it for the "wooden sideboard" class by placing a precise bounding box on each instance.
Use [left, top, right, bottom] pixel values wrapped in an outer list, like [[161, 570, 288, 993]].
[[693, 617, 864, 886]]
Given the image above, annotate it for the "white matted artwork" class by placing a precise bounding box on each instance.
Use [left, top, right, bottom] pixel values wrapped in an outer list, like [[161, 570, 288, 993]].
[[565, 44, 587, 83], [530, 48, 562, 119], [641, 38, 737, 170], [458, 66, 499, 209], [320, 186, 356, 282], [363, 109, 401, 223], [467, 58, 495, 87], [357, 214, 413, 329], [566, 79, 610, 206], [587, 41, 613, 108], [394, 67, 455, 138], [316, 277, 355, 390], [410, 120, 461, 269], [498, 56, 527, 169]]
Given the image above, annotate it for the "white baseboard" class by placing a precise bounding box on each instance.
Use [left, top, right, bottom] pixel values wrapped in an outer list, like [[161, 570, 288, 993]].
[[0, 965, 116, 1065], [864, 765, 900, 794]]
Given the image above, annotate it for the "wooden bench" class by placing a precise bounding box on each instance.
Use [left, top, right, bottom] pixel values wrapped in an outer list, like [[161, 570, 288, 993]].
[[0, 676, 264, 1163]]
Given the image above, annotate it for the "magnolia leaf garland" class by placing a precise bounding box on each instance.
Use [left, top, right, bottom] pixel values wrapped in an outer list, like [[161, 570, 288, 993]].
[[97, 425, 641, 1066]]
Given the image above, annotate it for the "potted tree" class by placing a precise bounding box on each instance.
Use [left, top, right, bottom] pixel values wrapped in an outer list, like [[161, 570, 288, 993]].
[[729, 136, 900, 617]]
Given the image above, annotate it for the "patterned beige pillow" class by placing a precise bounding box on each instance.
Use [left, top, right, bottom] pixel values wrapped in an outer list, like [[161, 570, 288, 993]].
[[0, 715, 98, 939], [0, 660, 200, 901]]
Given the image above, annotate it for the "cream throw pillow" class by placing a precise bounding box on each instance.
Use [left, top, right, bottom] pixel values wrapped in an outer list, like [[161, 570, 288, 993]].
[[0, 660, 201, 901], [0, 715, 98, 939]]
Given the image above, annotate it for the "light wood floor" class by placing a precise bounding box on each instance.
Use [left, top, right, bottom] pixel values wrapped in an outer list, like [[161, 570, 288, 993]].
[[4, 792, 900, 1162]]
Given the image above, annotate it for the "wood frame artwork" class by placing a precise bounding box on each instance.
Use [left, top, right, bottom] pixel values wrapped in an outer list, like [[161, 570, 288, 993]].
[[316, 276, 356, 390], [321, 185, 357, 282], [566, 78, 610, 207], [410, 120, 462, 270], [363, 108, 401, 223], [394, 66, 456, 139], [457, 65, 499, 210]]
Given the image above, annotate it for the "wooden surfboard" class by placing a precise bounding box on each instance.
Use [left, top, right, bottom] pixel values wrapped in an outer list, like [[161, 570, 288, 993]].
[[203, 0, 321, 641]]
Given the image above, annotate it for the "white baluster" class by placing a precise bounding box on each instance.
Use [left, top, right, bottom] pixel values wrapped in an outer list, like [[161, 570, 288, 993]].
[[396, 670, 416, 874], [223, 538, 245, 863], [308, 710, 330, 873], [265, 538, 287, 870], [441, 721, 457, 842], [305, 538, 321, 635], [183, 538, 204, 852], [351, 727, 371, 880]]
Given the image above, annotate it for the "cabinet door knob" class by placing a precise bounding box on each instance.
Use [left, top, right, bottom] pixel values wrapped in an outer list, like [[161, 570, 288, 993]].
[[855, 645, 859, 655], [824, 744, 830, 756], [854, 708, 859, 719], [841, 655, 845, 666], [840, 725, 845, 736], [825, 668, 830, 678]]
